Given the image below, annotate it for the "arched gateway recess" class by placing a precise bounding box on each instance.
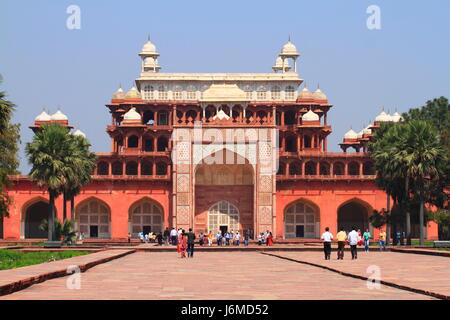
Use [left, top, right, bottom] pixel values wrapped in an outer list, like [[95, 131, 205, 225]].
[[284, 201, 320, 238], [76, 199, 111, 239], [208, 201, 240, 235], [24, 201, 49, 238], [337, 200, 370, 232], [129, 200, 163, 238]]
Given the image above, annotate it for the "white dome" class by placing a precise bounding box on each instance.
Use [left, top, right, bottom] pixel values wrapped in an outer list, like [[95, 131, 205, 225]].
[[375, 110, 390, 122], [51, 109, 68, 121], [391, 112, 403, 122], [35, 109, 51, 121], [298, 87, 313, 100], [363, 124, 372, 135], [272, 56, 290, 71], [112, 87, 125, 99], [302, 109, 319, 121], [123, 107, 141, 121], [357, 130, 363, 139], [281, 40, 299, 56], [344, 128, 358, 139], [73, 129, 86, 138], [144, 56, 159, 67], [313, 87, 327, 101], [125, 86, 141, 99], [140, 39, 157, 55]]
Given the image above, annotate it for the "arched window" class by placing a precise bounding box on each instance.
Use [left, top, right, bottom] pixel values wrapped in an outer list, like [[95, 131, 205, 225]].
[[97, 161, 109, 175], [186, 110, 197, 124], [77, 199, 110, 239], [129, 200, 163, 237], [143, 136, 154, 152], [142, 85, 154, 100], [256, 111, 267, 124], [319, 162, 330, 175], [271, 86, 281, 100], [186, 85, 196, 100], [348, 162, 360, 176], [285, 86, 295, 100], [158, 85, 167, 100], [305, 161, 316, 175], [276, 112, 281, 126], [112, 161, 123, 175], [284, 201, 319, 238], [157, 136, 168, 152], [333, 162, 344, 175], [208, 201, 239, 235], [143, 110, 154, 124], [363, 161, 375, 175], [156, 162, 167, 175], [173, 85, 182, 100], [141, 161, 152, 176], [257, 85, 267, 100], [158, 111, 168, 125], [128, 135, 138, 148], [289, 161, 302, 175], [304, 135, 312, 148], [277, 162, 286, 175], [126, 162, 138, 175]]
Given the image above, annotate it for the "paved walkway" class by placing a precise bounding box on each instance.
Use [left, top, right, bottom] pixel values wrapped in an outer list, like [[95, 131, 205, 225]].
[[268, 251, 450, 298], [1, 251, 435, 300], [0, 249, 133, 295]]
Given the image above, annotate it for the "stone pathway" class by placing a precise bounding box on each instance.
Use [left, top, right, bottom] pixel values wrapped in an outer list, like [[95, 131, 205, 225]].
[[1, 251, 435, 300], [267, 250, 450, 299]]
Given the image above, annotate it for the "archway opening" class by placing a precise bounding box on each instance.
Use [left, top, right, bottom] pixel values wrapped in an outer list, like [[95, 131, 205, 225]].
[[24, 201, 49, 239], [208, 201, 240, 236], [129, 200, 163, 237], [76, 199, 111, 239], [284, 201, 320, 238], [337, 201, 370, 233]]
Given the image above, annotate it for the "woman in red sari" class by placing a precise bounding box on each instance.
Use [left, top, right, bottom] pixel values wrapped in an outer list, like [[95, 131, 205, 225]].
[[267, 232, 274, 246], [177, 230, 187, 258]]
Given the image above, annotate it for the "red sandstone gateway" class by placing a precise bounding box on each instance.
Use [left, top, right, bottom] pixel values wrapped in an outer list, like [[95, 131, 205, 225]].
[[1, 39, 438, 241]]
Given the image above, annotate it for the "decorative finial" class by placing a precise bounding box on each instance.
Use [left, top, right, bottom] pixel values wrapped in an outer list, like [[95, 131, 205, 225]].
[[147, 34, 150, 41], [288, 35, 291, 42]]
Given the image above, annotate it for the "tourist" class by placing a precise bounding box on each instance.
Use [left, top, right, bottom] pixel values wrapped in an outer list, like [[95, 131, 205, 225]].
[[157, 232, 163, 246], [170, 227, 177, 245], [357, 229, 363, 246], [163, 227, 170, 246], [187, 228, 196, 258], [216, 231, 222, 246], [225, 232, 231, 246], [348, 227, 361, 260], [244, 232, 249, 246], [267, 232, 274, 246], [199, 232, 204, 246], [177, 229, 187, 258], [127, 232, 131, 244], [378, 228, 386, 251], [321, 227, 333, 260], [336, 228, 347, 259], [257, 233, 263, 246], [235, 232, 240, 246], [363, 229, 371, 252], [208, 231, 213, 246], [203, 233, 208, 246]]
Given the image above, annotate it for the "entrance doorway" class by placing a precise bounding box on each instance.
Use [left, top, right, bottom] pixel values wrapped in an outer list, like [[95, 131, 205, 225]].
[[208, 201, 240, 235], [143, 225, 151, 235], [296, 225, 304, 238], [24, 201, 49, 239], [89, 225, 99, 238], [220, 225, 228, 236]]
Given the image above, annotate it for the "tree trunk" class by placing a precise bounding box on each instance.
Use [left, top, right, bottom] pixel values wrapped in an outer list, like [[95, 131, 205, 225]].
[[405, 178, 411, 245], [48, 191, 55, 241], [70, 196, 75, 221], [386, 193, 391, 246], [419, 197, 425, 245], [63, 191, 67, 222]]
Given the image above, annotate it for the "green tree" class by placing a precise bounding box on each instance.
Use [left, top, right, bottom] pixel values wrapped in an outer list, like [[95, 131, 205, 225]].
[[25, 123, 82, 241], [39, 218, 77, 244], [0, 77, 21, 219]]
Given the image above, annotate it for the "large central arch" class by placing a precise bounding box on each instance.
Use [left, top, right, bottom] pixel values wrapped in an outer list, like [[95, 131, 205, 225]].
[[194, 149, 254, 234], [128, 198, 164, 237], [337, 199, 372, 233], [76, 198, 111, 239], [23, 200, 49, 239]]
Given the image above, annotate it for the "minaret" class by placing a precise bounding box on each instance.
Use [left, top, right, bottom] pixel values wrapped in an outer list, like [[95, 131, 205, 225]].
[[139, 35, 161, 73]]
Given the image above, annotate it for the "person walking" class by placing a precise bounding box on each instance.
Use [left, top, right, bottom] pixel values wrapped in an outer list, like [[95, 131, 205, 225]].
[[336, 228, 347, 260], [163, 227, 170, 246], [216, 231, 222, 246], [321, 227, 333, 260], [208, 231, 213, 246], [348, 227, 360, 260], [177, 230, 187, 258], [170, 227, 177, 246], [157, 232, 163, 246], [257, 233, 263, 246], [363, 229, 371, 252], [378, 229, 386, 251], [235, 232, 240, 246], [244, 232, 249, 246], [199, 232, 204, 246], [186, 228, 196, 258], [127, 232, 131, 244], [267, 232, 274, 246]]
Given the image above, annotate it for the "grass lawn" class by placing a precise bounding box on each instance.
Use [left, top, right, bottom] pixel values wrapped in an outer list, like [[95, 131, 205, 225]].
[[0, 249, 91, 270], [437, 248, 450, 251]]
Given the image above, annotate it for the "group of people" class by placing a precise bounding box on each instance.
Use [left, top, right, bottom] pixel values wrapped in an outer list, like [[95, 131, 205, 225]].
[[321, 227, 387, 260], [136, 231, 164, 245]]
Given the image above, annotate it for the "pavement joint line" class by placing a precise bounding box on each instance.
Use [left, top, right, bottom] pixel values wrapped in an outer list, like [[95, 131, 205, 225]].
[[260, 252, 449, 300], [0, 249, 136, 297]]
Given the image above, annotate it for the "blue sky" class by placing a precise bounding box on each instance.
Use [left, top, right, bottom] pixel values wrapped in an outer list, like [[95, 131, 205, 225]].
[[1, 0, 449, 173]]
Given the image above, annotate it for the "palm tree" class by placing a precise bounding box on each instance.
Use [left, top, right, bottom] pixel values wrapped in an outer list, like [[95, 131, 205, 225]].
[[25, 123, 80, 242]]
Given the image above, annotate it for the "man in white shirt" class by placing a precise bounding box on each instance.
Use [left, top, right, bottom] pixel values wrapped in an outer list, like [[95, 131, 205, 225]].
[[321, 227, 334, 260], [170, 227, 177, 245], [347, 227, 361, 260]]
